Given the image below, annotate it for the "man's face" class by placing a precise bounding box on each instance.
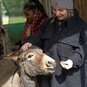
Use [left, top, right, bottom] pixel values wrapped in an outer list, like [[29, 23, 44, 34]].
[[52, 7, 68, 20]]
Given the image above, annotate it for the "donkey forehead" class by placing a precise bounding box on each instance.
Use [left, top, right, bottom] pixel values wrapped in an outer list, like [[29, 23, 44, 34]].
[[21, 49, 44, 61], [24, 49, 43, 56]]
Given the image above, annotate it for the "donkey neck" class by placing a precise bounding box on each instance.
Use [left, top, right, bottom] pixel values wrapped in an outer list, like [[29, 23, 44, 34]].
[[19, 71, 36, 87], [19, 61, 37, 87]]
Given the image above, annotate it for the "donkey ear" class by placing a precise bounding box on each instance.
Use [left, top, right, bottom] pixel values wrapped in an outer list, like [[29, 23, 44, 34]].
[[2, 50, 22, 61]]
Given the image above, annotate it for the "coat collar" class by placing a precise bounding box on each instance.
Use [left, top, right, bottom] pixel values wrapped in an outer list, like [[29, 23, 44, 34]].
[[66, 9, 79, 28]]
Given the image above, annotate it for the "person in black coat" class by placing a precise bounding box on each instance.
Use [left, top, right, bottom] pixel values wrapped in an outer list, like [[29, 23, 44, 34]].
[[21, 0, 87, 87]]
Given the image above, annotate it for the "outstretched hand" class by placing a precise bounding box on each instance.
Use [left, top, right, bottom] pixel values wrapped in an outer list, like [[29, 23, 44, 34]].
[[60, 59, 73, 70]]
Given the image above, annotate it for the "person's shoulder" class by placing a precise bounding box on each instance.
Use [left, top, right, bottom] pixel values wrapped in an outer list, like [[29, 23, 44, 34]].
[[74, 9, 87, 26], [76, 15, 87, 27], [78, 18, 87, 32], [80, 18, 87, 28]]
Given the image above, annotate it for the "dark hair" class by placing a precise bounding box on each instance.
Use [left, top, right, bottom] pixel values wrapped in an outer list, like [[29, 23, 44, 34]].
[[24, 1, 37, 11], [24, 0, 48, 17]]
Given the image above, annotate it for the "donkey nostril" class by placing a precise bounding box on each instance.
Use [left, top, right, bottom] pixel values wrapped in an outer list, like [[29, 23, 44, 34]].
[[46, 60, 56, 68], [46, 61, 52, 67]]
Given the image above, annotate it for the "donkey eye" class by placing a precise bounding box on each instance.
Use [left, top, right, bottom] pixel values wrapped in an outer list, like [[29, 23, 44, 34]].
[[28, 54, 33, 58]]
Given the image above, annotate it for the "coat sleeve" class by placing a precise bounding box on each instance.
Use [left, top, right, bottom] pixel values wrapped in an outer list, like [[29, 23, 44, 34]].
[[70, 27, 87, 68], [26, 19, 51, 47]]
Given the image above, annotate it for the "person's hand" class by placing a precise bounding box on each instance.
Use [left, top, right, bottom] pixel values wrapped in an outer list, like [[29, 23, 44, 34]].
[[60, 59, 73, 70], [21, 42, 32, 51]]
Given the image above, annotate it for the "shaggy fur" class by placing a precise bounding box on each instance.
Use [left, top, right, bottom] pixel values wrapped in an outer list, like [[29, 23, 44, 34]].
[[1, 46, 56, 87]]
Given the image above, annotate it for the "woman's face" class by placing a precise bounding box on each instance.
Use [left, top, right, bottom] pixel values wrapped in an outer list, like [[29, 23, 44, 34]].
[[52, 7, 68, 20], [24, 9, 36, 23]]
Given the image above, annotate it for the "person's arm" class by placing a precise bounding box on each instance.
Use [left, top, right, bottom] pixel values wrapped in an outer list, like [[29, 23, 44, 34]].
[[60, 27, 87, 69], [21, 18, 50, 51], [21, 29, 43, 51]]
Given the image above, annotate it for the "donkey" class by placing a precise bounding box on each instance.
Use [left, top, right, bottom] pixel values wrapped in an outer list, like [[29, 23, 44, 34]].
[[0, 46, 56, 87]]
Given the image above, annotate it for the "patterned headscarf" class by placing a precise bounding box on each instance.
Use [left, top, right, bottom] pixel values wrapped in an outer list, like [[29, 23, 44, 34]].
[[21, 10, 48, 44]]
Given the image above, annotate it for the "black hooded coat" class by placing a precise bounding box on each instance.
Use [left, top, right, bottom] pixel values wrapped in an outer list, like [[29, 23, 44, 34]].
[[27, 10, 87, 87]]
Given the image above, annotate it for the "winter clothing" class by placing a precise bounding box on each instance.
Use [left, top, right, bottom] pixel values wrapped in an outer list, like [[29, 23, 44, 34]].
[[14, 0, 48, 49], [15, 11, 48, 47], [27, 9, 87, 87], [21, 10, 48, 44], [51, 0, 74, 9]]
